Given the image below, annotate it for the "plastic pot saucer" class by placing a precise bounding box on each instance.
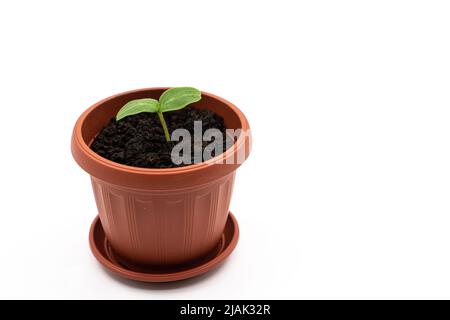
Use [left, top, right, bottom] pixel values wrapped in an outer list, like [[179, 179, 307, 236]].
[[89, 212, 240, 283]]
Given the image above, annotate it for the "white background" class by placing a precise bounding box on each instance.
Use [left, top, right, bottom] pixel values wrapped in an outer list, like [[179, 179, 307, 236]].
[[0, 0, 449, 299]]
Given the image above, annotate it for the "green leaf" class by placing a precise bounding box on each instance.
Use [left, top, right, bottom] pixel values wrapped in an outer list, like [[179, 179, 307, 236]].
[[116, 98, 159, 121], [159, 87, 201, 113]]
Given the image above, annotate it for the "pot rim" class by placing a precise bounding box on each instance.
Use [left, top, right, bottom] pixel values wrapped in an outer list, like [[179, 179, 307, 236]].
[[73, 87, 250, 176]]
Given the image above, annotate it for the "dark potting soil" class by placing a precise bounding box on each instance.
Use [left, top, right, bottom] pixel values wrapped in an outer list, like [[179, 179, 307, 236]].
[[90, 107, 231, 168]]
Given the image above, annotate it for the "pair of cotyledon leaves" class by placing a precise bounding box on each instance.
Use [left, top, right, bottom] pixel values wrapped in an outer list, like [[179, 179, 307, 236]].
[[116, 87, 201, 121]]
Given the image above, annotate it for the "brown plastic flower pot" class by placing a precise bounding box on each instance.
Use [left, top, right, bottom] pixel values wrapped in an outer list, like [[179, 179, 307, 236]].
[[71, 88, 251, 271]]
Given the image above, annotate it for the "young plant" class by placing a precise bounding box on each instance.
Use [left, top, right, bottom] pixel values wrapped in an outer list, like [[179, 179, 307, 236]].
[[116, 87, 202, 142]]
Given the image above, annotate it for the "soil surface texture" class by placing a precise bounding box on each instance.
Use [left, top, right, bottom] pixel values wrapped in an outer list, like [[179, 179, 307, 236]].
[[90, 107, 230, 168]]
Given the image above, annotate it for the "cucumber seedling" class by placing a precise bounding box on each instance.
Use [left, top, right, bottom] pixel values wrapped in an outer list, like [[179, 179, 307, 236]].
[[116, 87, 201, 142]]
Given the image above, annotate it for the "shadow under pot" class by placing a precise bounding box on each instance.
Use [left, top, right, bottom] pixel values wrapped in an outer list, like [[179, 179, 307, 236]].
[[71, 87, 251, 273]]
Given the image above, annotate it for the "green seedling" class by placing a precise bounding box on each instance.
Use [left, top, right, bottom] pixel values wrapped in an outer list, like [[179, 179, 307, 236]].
[[116, 87, 202, 141]]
